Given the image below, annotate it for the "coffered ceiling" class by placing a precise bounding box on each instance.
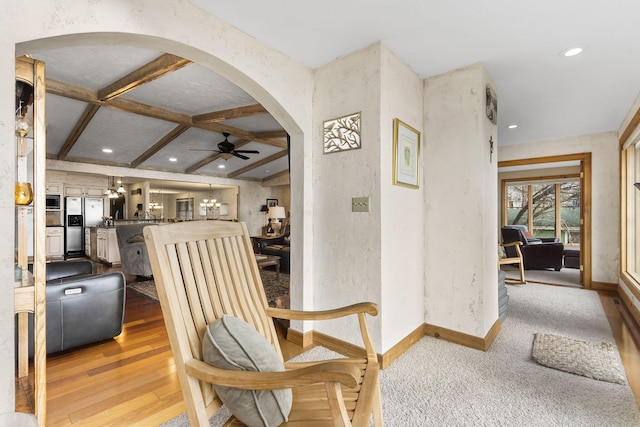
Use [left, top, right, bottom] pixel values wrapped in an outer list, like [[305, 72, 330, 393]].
[[30, 45, 289, 184]]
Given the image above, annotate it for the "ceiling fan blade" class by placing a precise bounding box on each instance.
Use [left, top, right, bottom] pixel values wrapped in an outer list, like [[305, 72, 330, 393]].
[[189, 148, 220, 152], [232, 152, 250, 160], [233, 150, 260, 154]]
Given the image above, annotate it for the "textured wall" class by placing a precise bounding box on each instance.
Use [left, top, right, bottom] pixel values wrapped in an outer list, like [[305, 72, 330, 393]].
[[0, 0, 313, 410], [423, 63, 499, 338]]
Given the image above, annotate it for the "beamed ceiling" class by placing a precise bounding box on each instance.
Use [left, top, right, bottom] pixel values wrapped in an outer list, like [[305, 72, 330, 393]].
[[28, 45, 289, 184]]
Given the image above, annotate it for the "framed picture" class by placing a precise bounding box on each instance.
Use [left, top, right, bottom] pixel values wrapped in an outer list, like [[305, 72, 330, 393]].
[[266, 198, 278, 208], [393, 118, 421, 189]]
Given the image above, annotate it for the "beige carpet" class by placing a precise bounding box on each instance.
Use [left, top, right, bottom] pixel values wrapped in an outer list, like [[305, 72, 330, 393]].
[[161, 282, 640, 426], [502, 264, 581, 287], [128, 269, 289, 307]]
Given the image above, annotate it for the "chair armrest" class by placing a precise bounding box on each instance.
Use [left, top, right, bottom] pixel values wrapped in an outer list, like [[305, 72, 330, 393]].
[[499, 241, 522, 248], [185, 358, 360, 390], [539, 237, 560, 243], [267, 302, 379, 360], [259, 235, 285, 248], [266, 302, 378, 321]]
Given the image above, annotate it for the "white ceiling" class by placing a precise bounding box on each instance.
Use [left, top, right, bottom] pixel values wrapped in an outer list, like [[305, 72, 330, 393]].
[[192, 0, 640, 146], [24, 2, 640, 192]]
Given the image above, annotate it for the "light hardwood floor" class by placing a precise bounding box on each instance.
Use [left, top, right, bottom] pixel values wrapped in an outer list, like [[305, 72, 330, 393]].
[[16, 267, 640, 425]]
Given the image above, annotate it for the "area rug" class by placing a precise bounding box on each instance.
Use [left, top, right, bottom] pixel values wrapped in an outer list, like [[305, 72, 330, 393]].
[[128, 269, 289, 307], [532, 333, 626, 384]]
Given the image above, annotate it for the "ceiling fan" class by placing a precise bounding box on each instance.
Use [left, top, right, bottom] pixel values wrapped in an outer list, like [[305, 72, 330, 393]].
[[193, 132, 259, 160]]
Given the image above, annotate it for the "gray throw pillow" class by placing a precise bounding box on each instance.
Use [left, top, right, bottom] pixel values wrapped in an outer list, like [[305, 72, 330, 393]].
[[202, 315, 292, 427]]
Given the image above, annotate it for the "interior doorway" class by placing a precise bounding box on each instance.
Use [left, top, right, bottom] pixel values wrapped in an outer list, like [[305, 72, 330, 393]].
[[498, 153, 592, 289], [109, 195, 126, 220]]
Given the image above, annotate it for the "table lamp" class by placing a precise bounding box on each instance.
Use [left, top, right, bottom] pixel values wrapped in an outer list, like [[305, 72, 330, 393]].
[[267, 206, 286, 235]]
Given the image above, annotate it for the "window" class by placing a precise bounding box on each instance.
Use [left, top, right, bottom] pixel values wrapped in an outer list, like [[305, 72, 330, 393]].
[[176, 198, 194, 221], [504, 179, 580, 245], [622, 138, 640, 281], [620, 109, 640, 327]]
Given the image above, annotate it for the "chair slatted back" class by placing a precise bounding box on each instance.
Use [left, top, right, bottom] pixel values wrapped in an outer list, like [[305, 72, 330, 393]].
[[143, 221, 281, 417]]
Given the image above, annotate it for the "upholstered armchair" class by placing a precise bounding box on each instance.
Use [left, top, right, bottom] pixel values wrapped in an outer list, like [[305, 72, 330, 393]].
[[22, 260, 126, 355], [115, 223, 157, 277], [501, 225, 564, 271], [259, 224, 291, 272]]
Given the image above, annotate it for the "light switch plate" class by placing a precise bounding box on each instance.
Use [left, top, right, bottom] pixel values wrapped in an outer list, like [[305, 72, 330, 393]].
[[352, 196, 370, 212]]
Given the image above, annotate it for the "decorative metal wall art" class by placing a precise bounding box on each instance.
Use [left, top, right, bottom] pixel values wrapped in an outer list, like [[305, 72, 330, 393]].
[[323, 112, 361, 154], [486, 85, 498, 125]]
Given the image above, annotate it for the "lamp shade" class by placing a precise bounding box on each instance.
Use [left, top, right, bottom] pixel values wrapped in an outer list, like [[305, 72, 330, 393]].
[[268, 206, 286, 219]]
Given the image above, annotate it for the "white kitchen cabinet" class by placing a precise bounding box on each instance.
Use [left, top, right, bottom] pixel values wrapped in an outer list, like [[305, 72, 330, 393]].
[[96, 227, 120, 265], [46, 182, 62, 194], [46, 227, 64, 258], [84, 227, 91, 257], [64, 185, 104, 197]]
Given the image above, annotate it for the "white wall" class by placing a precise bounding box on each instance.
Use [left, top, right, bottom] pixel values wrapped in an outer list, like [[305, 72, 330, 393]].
[[424, 63, 499, 337], [499, 132, 620, 284], [311, 43, 425, 352], [379, 45, 425, 351], [312, 44, 385, 348]]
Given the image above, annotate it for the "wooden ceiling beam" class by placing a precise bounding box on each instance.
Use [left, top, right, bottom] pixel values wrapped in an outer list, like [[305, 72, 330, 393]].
[[227, 150, 287, 178], [57, 104, 101, 160], [193, 103, 268, 123], [254, 130, 288, 139], [47, 79, 258, 140], [130, 124, 191, 169], [184, 153, 222, 174], [97, 54, 192, 101]]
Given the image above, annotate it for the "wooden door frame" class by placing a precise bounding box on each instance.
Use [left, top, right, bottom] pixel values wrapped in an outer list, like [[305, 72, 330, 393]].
[[498, 153, 592, 289]]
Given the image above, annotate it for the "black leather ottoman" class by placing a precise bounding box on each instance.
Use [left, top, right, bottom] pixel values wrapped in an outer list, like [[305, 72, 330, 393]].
[[564, 247, 580, 269]]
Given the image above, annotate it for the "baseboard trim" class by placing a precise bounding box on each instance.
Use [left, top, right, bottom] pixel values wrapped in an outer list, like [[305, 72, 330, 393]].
[[287, 319, 502, 367], [619, 289, 640, 338], [379, 324, 427, 368], [591, 281, 618, 292], [286, 328, 314, 348], [424, 319, 501, 352]]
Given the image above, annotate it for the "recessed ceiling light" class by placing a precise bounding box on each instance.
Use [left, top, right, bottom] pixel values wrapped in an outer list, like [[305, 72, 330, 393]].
[[218, 164, 226, 169], [102, 148, 113, 153], [562, 47, 583, 57], [169, 157, 177, 162], [507, 124, 518, 129], [265, 170, 270, 174]]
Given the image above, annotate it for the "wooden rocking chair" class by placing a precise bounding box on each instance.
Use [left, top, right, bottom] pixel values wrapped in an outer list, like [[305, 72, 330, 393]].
[[143, 221, 382, 426]]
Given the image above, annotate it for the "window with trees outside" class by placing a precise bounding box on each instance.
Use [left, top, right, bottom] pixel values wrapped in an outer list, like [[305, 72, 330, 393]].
[[504, 180, 581, 246]]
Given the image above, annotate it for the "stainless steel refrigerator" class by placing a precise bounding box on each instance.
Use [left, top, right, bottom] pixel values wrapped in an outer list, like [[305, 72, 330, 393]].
[[65, 197, 84, 255], [84, 197, 104, 227], [65, 197, 104, 256]]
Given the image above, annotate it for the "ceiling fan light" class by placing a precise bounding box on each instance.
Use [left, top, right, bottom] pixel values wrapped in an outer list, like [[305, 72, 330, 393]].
[[220, 152, 233, 160]]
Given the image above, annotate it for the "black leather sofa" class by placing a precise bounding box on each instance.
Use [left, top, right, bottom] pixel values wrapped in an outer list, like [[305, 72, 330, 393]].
[[501, 226, 564, 271], [259, 225, 291, 272], [22, 260, 126, 355]]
